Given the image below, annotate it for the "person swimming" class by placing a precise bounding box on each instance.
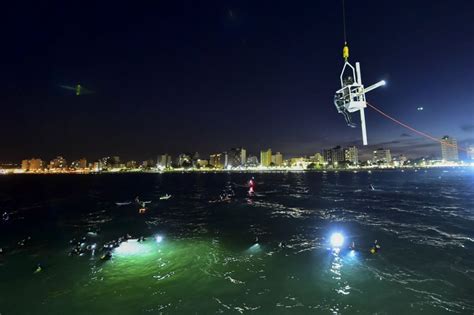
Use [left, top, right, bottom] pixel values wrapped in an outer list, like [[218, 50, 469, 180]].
[[34, 263, 42, 273], [369, 184, 375, 191], [248, 177, 256, 196], [100, 251, 112, 261], [370, 240, 381, 254], [2, 212, 9, 221], [349, 241, 356, 251]]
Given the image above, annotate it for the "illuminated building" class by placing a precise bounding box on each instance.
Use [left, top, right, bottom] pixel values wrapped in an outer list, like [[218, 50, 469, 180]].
[[159, 154, 172, 168], [71, 158, 87, 169], [343, 146, 359, 165], [311, 153, 324, 165], [142, 159, 155, 168], [29, 159, 43, 171], [126, 161, 137, 169], [196, 159, 208, 167], [393, 154, 407, 167], [468, 145, 474, 161], [271, 152, 283, 166], [289, 157, 311, 168], [323, 146, 345, 165], [100, 157, 111, 169], [226, 148, 246, 168], [49, 156, 67, 170], [373, 148, 392, 164], [246, 155, 259, 167], [21, 160, 29, 171], [178, 154, 192, 167], [260, 149, 272, 167], [209, 153, 224, 168], [111, 156, 121, 168], [440, 136, 459, 161]]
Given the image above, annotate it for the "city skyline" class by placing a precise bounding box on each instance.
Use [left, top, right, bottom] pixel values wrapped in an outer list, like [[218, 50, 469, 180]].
[[13, 134, 473, 172], [1, 1, 473, 161]]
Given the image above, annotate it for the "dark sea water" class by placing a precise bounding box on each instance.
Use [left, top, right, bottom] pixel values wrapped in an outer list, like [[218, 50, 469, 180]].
[[0, 169, 473, 314]]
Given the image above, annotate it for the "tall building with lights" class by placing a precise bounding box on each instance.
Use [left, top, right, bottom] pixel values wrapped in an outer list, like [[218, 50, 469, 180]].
[[226, 148, 246, 168], [323, 146, 345, 165], [49, 156, 67, 170], [246, 155, 259, 167], [209, 153, 224, 168], [343, 146, 359, 165], [272, 152, 283, 166], [260, 149, 272, 167], [440, 136, 459, 161], [468, 145, 474, 161], [373, 148, 392, 164], [159, 154, 172, 168], [178, 153, 192, 167], [29, 158, 43, 171], [21, 159, 29, 171], [71, 158, 87, 169]]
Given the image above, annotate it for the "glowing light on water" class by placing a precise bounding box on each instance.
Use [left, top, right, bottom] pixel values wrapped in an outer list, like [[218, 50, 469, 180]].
[[114, 239, 152, 256], [155, 235, 163, 243], [330, 233, 344, 248], [247, 243, 261, 253]]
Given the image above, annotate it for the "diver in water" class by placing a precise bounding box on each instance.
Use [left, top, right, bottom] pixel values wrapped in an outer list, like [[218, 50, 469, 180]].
[[369, 184, 375, 191], [370, 240, 381, 254], [349, 241, 356, 251], [248, 177, 256, 196], [2, 211, 9, 222], [34, 263, 43, 273], [100, 251, 112, 261]]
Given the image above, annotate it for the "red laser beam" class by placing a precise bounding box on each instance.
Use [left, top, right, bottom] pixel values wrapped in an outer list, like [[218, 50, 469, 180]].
[[366, 101, 467, 152]]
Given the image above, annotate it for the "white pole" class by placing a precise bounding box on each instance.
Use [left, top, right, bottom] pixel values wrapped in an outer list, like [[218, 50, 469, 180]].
[[360, 108, 368, 145], [356, 62, 362, 85], [356, 62, 367, 145], [364, 80, 386, 94]]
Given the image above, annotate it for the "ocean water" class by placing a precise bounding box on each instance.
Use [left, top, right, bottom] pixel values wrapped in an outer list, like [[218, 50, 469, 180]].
[[0, 169, 473, 314]]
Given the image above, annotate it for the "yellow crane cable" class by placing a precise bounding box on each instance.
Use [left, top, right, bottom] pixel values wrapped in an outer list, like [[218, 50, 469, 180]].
[[341, 0, 349, 61]]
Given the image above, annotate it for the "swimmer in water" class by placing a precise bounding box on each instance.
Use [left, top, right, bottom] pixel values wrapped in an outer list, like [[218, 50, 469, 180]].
[[100, 251, 112, 261], [370, 240, 381, 254], [349, 241, 356, 251], [248, 177, 256, 196], [34, 263, 42, 273]]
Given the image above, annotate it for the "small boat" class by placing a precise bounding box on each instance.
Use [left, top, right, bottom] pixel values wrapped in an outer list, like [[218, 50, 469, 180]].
[[160, 194, 172, 200], [115, 202, 132, 206]]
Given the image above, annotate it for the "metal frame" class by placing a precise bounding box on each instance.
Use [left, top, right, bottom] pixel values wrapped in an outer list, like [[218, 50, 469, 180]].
[[337, 61, 385, 145]]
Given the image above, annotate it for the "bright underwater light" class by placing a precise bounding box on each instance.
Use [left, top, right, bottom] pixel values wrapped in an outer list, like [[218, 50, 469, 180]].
[[155, 235, 163, 243], [330, 233, 344, 248], [114, 239, 151, 256]]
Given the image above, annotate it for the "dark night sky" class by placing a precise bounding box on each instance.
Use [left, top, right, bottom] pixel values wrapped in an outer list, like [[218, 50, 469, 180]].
[[1, 0, 473, 162]]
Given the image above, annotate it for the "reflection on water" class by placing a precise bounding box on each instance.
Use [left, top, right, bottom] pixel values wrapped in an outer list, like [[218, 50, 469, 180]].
[[0, 169, 473, 314]]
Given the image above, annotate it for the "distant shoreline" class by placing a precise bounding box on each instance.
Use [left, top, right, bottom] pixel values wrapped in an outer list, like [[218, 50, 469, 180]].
[[1, 165, 471, 175]]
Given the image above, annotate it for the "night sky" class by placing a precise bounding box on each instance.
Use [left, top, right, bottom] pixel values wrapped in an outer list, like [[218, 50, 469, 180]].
[[2, 0, 473, 161]]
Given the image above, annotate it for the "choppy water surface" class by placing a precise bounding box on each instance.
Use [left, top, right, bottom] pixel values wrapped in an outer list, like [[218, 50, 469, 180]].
[[0, 169, 473, 314]]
